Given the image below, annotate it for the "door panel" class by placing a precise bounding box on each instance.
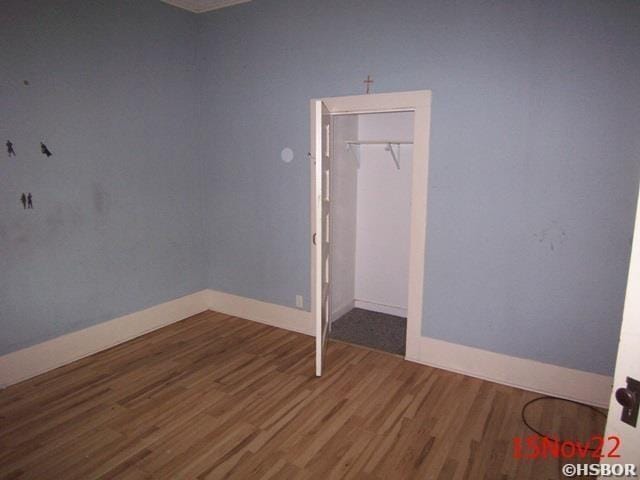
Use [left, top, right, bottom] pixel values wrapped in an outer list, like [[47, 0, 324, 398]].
[[313, 100, 331, 376], [602, 184, 640, 470]]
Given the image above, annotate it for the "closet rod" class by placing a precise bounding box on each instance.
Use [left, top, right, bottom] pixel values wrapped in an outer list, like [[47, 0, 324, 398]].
[[345, 141, 412, 170], [345, 140, 413, 145]]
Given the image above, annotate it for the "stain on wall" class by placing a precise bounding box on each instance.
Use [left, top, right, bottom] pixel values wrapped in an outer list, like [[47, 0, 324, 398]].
[[534, 221, 567, 251], [0, 0, 207, 356]]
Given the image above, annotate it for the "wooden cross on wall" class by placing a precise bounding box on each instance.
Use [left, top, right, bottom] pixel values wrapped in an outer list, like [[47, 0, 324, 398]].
[[364, 75, 373, 94]]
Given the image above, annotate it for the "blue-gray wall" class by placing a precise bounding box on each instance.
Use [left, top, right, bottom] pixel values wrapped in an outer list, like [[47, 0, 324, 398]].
[[198, 0, 640, 375], [0, 0, 206, 355], [2, 0, 639, 377]]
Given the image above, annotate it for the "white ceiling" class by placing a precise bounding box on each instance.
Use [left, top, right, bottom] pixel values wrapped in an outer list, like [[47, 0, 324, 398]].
[[160, 0, 252, 14]]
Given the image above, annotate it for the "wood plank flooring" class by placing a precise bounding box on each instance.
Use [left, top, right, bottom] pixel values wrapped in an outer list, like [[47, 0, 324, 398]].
[[0, 311, 606, 479]]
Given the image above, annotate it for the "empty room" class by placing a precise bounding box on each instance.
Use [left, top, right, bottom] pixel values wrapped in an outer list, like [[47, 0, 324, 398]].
[[1, 0, 639, 479]]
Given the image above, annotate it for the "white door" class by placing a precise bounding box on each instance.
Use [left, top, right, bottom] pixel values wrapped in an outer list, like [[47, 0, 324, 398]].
[[312, 100, 331, 376], [601, 184, 640, 474]]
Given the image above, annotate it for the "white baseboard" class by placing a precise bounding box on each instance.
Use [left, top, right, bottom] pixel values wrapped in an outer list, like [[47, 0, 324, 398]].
[[331, 300, 355, 322], [0, 288, 612, 409], [408, 336, 613, 408], [207, 290, 313, 336], [0, 290, 210, 388], [0, 289, 310, 389], [354, 299, 407, 318]]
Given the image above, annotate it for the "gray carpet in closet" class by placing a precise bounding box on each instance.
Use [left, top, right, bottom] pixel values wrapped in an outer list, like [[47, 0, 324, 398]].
[[330, 308, 406, 355]]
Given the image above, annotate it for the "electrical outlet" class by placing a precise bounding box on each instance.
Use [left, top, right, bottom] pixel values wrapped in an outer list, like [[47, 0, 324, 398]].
[[296, 295, 304, 309]]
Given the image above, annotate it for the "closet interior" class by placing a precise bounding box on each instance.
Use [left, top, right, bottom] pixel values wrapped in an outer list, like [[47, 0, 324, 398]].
[[329, 111, 414, 356]]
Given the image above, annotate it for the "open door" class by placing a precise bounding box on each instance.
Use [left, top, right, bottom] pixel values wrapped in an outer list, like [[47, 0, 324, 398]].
[[312, 100, 331, 376], [601, 183, 640, 472]]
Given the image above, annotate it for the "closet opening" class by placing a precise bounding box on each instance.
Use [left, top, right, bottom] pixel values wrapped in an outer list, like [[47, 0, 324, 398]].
[[310, 91, 431, 376], [329, 112, 414, 356]]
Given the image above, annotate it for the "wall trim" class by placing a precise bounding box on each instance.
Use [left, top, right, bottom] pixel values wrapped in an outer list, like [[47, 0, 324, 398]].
[[408, 335, 613, 408], [354, 300, 407, 318], [0, 290, 210, 388], [0, 289, 311, 389], [0, 288, 611, 408], [206, 289, 313, 336]]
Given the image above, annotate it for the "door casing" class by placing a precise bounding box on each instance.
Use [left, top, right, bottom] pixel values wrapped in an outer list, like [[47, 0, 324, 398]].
[[601, 182, 640, 465], [309, 90, 432, 362]]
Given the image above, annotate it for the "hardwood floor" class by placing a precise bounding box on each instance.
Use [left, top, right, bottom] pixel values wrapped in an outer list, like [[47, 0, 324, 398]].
[[0, 311, 605, 479]]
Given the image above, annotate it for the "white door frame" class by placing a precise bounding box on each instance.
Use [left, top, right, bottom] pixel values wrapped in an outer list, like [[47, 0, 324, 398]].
[[601, 182, 640, 466], [310, 90, 432, 361]]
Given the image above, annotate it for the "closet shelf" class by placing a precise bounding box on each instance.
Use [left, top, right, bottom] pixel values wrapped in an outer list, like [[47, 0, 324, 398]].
[[345, 141, 412, 170]]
